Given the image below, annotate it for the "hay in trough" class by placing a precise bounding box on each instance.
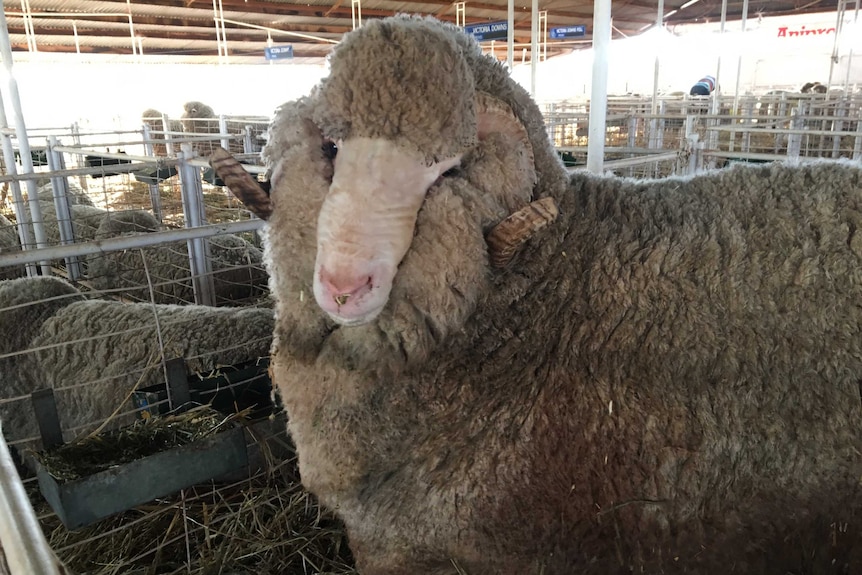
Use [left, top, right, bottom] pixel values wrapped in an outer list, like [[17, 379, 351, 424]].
[[32, 407, 356, 574], [34, 407, 238, 482]]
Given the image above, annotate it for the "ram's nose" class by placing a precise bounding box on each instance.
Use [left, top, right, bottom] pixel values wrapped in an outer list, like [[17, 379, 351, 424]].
[[319, 271, 373, 306]]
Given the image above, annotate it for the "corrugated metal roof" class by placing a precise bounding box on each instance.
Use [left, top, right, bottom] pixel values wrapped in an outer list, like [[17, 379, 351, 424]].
[[2, 0, 843, 61]]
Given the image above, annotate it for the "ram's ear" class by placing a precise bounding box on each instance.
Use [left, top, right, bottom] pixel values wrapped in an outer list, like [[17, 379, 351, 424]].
[[476, 91, 536, 179], [209, 147, 273, 220]]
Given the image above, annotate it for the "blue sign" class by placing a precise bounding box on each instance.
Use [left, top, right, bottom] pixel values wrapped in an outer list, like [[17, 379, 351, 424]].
[[464, 21, 509, 42], [550, 25, 587, 39], [265, 45, 294, 60]]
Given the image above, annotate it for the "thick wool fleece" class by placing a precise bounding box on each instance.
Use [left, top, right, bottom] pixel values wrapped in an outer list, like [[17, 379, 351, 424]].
[[0, 276, 85, 358], [0, 215, 24, 281], [261, 14, 862, 575], [2, 291, 274, 450], [272, 158, 862, 574], [313, 17, 478, 164]]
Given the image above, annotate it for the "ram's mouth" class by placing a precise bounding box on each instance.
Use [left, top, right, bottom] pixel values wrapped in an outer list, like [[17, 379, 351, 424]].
[[209, 147, 559, 268]]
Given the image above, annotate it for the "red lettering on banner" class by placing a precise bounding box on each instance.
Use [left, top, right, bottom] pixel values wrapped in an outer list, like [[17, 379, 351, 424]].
[[777, 24, 836, 38]]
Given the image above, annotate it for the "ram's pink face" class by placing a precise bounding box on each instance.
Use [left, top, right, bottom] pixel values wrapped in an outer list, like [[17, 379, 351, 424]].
[[313, 137, 461, 325]]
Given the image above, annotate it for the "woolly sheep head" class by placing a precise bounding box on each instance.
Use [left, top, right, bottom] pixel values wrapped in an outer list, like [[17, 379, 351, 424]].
[[212, 16, 555, 370], [182, 101, 215, 119]]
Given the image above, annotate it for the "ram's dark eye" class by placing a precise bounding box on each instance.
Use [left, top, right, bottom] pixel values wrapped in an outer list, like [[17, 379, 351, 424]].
[[322, 140, 338, 160], [441, 166, 459, 177]]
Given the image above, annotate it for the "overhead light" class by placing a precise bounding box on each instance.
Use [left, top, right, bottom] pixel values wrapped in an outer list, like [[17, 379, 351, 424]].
[[665, 9, 678, 17], [680, 0, 701, 9]]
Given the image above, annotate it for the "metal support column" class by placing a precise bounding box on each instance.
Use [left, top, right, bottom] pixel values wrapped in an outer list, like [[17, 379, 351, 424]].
[[530, 0, 538, 96], [351, 0, 362, 29], [219, 115, 230, 151], [507, 0, 514, 70], [586, 0, 611, 174], [46, 136, 82, 280], [0, 90, 36, 277], [140, 124, 164, 224], [177, 145, 215, 307], [0, 4, 50, 275], [651, 0, 664, 119], [732, 0, 749, 115]]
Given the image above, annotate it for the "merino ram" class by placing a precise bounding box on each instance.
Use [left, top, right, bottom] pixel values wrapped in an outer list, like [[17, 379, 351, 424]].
[[213, 15, 862, 575], [0, 276, 274, 459]]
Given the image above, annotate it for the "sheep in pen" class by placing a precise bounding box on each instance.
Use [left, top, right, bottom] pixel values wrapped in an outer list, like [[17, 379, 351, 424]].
[[213, 14, 862, 575]]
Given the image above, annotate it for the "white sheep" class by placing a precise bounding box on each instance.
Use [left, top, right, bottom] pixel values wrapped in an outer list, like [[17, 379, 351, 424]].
[[216, 15, 862, 574]]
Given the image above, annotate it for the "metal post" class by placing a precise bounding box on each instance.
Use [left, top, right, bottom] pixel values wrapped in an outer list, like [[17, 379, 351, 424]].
[[0, 4, 50, 275], [586, 0, 611, 174], [853, 117, 862, 161], [0, 427, 62, 575], [732, 0, 749, 115], [651, 0, 664, 118], [827, 0, 847, 91], [243, 125, 254, 154], [72, 20, 80, 54], [161, 112, 176, 157], [539, 11, 547, 61], [177, 145, 215, 307], [70, 122, 88, 191], [140, 124, 164, 224], [707, 0, 728, 169], [530, 0, 538, 96], [843, 0, 860, 91], [126, 4, 136, 56], [832, 99, 846, 158], [0, 88, 36, 277], [217, 0, 228, 59], [46, 136, 83, 280], [787, 107, 803, 162], [219, 115, 230, 151], [684, 115, 699, 175], [20, 0, 36, 52], [774, 92, 788, 154], [653, 100, 666, 176], [507, 0, 514, 71], [351, 0, 362, 30], [741, 99, 753, 154]]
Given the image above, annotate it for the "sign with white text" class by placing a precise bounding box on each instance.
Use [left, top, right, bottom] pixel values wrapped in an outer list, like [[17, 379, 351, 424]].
[[464, 21, 509, 42], [550, 25, 586, 39], [265, 45, 294, 60]]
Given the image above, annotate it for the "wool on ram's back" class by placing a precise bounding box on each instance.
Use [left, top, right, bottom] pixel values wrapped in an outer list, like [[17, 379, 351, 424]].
[[218, 14, 862, 575]]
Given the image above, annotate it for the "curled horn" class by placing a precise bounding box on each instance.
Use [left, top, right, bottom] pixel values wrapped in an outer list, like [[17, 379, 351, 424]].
[[209, 147, 273, 220], [486, 197, 559, 268]]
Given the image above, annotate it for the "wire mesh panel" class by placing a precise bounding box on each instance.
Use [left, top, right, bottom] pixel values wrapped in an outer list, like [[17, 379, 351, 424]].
[[0, 124, 270, 308], [0, 269, 350, 573], [541, 90, 862, 178]]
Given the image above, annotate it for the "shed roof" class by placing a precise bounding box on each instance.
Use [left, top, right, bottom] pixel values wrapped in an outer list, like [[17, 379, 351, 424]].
[[3, 0, 843, 62]]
